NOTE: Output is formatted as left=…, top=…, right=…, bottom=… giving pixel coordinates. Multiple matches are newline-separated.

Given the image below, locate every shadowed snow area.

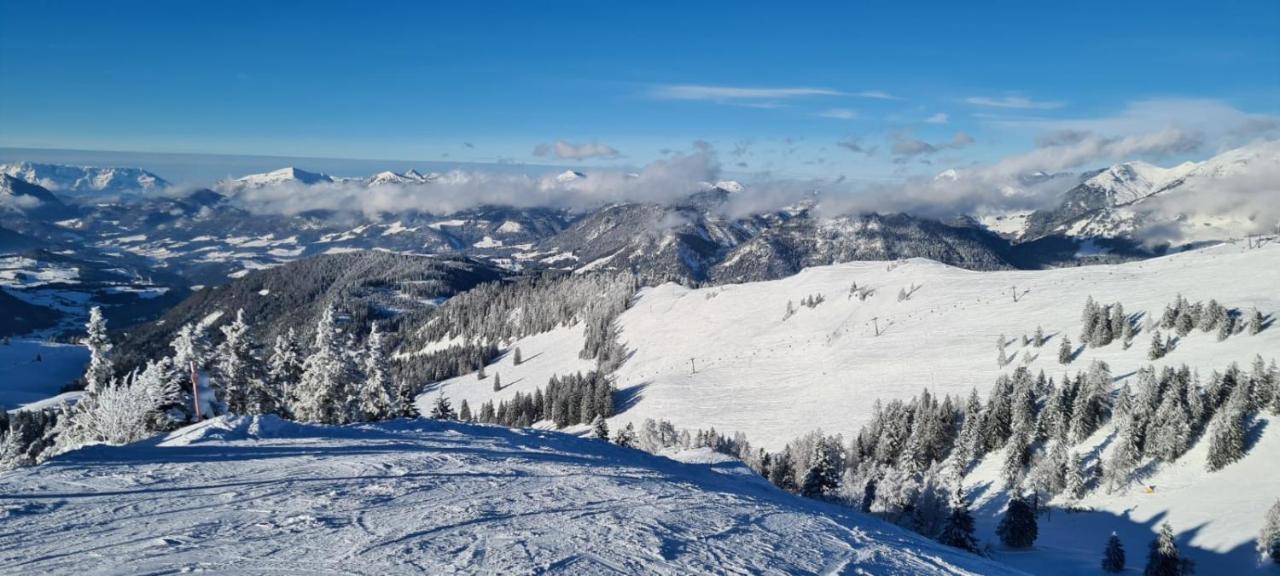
left=0, top=416, right=1018, bottom=575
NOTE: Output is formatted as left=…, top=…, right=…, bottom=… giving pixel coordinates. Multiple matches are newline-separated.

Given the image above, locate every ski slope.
left=967, top=414, right=1279, bottom=575
left=417, top=241, right=1280, bottom=573
left=427, top=241, right=1280, bottom=450
left=0, top=416, right=1017, bottom=575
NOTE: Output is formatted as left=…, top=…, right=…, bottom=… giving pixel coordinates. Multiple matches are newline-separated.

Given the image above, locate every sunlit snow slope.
left=0, top=416, right=1018, bottom=575
left=428, top=241, right=1280, bottom=449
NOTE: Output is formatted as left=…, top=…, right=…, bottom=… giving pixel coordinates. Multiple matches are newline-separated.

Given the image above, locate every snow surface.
left=966, top=414, right=1280, bottom=575
left=433, top=241, right=1280, bottom=451
left=0, top=340, right=87, bottom=410
left=420, top=241, right=1280, bottom=572
left=0, top=415, right=1017, bottom=575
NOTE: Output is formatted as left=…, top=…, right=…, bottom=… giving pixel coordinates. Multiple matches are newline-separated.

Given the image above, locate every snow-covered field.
left=0, top=416, right=1017, bottom=575
left=429, top=241, right=1280, bottom=449
left=0, top=340, right=86, bottom=410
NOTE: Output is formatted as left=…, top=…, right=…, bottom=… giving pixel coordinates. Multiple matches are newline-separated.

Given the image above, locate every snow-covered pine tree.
left=1205, top=390, right=1248, bottom=471
left=800, top=439, right=839, bottom=499
left=1144, top=522, right=1194, bottom=576
left=1216, top=305, right=1234, bottom=341
left=1249, top=307, right=1266, bottom=335
left=1260, top=499, right=1280, bottom=565
left=1081, top=296, right=1100, bottom=344
left=1034, top=325, right=1045, bottom=347
left=1109, top=303, right=1127, bottom=344
left=492, top=372, right=501, bottom=392
left=1070, top=361, right=1112, bottom=443
left=1001, top=429, right=1030, bottom=490
left=1150, top=393, right=1191, bottom=462
left=458, top=399, right=472, bottom=421
left=429, top=393, right=456, bottom=420
left=1065, top=451, right=1087, bottom=500
left=513, top=347, right=523, bottom=365
left=170, top=321, right=211, bottom=418
left=1199, top=300, right=1222, bottom=332
left=1103, top=410, right=1140, bottom=493
left=1175, top=304, right=1196, bottom=337
left=266, top=329, right=302, bottom=413
left=1059, top=335, right=1074, bottom=365
left=996, top=494, right=1038, bottom=549
left=83, top=306, right=113, bottom=395
left=591, top=415, right=609, bottom=440
left=358, top=322, right=395, bottom=420
left=213, top=309, right=257, bottom=415
left=293, top=306, right=353, bottom=424
left=1148, top=330, right=1166, bottom=360
left=768, top=451, right=796, bottom=492
left=613, top=422, right=636, bottom=448
left=937, top=484, right=979, bottom=553
left=1102, top=532, right=1126, bottom=573
left=955, top=388, right=984, bottom=465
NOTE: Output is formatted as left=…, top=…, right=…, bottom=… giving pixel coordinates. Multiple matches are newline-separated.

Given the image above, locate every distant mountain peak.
left=555, top=170, right=586, bottom=183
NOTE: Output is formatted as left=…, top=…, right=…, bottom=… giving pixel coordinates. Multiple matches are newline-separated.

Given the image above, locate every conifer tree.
left=613, top=422, right=636, bottom=448
left=513, top=347, right=523, bottom=365
left=996, top=494, right=1038, bottom=549
left=213, top=309, right=257, bottom=414
left=938, top=485, right=979, bottom=553
left=591, top=415, right=609, bottom=440
left=1205, top=392, right=1248, bottom=471
left=429, top=393, right=456, bottom=420
left=83, top=307, right=113, bottom=395
left=1034, top=325, right=1045, bottom=347
left=358, top=322, right=394, bottom=420
left=1065, top=451, right=1087, bottom=500
left=1104, top=415, right=1140, bottom=493
left=1144, top=522, right=1194, bottom=576
left=1249, top=307, right=1265, bottom=336
left=1148, top=330, right=1167, bottom=360
left=1001, top=429, right=1030, bottom=490
left=1070, top=361, right=1112, bottom=443
left=800, top=440, right=838, bottom=498
left=1259, top=499, right=1280, bottom=565
left=458, top=399, right=472, bottom=421
left=1059, top=335, right=1074, bottom=365
left=956, top=388, right=984, bottom=462
left=769, top=452, right=797, bottom=492
left=267, top=328, right=302, bottom=414
left=1102, top=532, right=1126, bottom=573
left=294, top=306, right=351, bottom=424
left=492, top=372, right=501, bottom=392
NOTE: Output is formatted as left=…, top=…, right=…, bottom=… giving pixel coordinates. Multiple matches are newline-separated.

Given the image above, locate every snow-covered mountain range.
left=0, top=162, right=167, bottom=197
left=1021, top=140, right=1280, bottom=243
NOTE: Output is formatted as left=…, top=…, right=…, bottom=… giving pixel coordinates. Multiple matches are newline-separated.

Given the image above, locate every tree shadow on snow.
left=612, top=382, right=649, bottom=415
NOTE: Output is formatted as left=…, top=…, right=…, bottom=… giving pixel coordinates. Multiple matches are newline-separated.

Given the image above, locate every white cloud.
left=836, top=137, right=875, bottom=155
left=648, top=84, right=844, bottom=103
left=223, top=150, right=718, bottom=217
left=855, top=90, right=899, bottom=100
left=819, top=108, right=857, bottom=120
left=890, top=131, right=975, bottom=159
left=532, top=140, right=621, bottom=161
left=925, top=113, right=948, bottom=124
left=966, top=95, right=1066, bottom=110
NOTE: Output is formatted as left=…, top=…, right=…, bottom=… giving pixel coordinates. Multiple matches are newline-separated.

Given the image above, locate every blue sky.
left=1, top=0, right=1277, bottom=181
